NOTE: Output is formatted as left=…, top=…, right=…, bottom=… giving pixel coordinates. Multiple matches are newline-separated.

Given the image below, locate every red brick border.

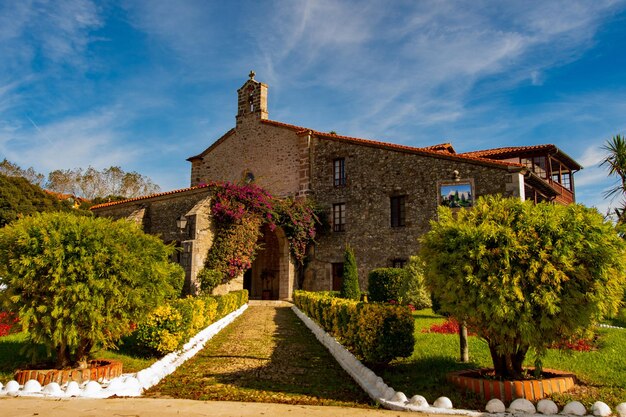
left=14, top=359, right=123, bottom=385
left=447, top=368, right=576, bottom=402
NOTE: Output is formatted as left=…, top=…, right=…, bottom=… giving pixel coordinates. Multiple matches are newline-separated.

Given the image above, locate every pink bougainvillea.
left=201, top=182, right=320, bottom=284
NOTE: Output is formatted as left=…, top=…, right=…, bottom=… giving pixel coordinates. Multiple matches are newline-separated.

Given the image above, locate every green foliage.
left=204, top=214, right=263, bottom=280
left=136, top=304, right=185, bottom=355
left=294, top=290, right=414, bottom=365
left=420, top=195, right=626, bottom=379
left=197, top=268, right=224, bottom=294
left=340, top=245, right=361, bottom=300
left=0, top=212, right=184, bottom=367
left=275, top=197, right=319, bottom=263
left=601, top=134, right=626, bottom=222
left=203, top=182, right=320, bottom=283
left=0, top=174, right=70, bottom=227
left=136, top=290, right=248, bottom=355
left=399, top=257, right=432, bottom=309
left=367, top=268, right=405, bottom=303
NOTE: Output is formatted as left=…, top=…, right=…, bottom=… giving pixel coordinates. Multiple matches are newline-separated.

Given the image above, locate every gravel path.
left=145, top=305, right=373, bottom=407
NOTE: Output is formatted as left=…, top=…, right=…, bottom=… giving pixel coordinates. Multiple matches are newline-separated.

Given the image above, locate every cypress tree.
left=340, top=244, right=361, bottom=300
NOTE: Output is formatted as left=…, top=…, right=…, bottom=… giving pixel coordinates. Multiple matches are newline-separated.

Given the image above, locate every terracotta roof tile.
left=461, top=145, right=557, bottom=158
left=90, top=184, right=211, bottom=210
left=422, top=143, right=457, bottom=153
left=461, top=145, right=582, bottom=170
left=261, top=119, right=522, bottom=170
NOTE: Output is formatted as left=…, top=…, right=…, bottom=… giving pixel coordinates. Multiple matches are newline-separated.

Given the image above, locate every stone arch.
left=244, top=224, right=295, bottom=300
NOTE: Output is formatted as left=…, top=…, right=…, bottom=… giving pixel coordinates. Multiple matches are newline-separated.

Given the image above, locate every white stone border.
left=292, top=305, right=626, bottom=417
left=0, top=304, right=248, bottom=399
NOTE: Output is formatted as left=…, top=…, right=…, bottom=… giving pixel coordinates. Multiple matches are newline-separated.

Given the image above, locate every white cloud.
left=0, top=106, right=138, bottom=174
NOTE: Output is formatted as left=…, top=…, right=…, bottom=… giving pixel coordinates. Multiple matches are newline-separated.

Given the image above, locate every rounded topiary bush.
left=368, top=268, right=406, bottom=303
left=0, top=212, right=184, bottom=368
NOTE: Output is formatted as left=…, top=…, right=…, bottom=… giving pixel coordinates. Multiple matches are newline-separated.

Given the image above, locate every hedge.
left=293, top=290, right=414, bottom=365
left=137, top=290, right=248, bottom=355
left=368, top=268, right=406, bottom=303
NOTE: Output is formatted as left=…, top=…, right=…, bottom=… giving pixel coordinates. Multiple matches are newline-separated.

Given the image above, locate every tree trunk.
left=459, top=322, right=469, bottom=362
left=76, top=338, right=93, bottom=369
left=488, top=342, right=528, bottom=379
left=56, top=342, right=72, bottom=369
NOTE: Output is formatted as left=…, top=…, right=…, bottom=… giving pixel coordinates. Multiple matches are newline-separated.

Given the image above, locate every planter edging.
left=14, top=359, right=123, bottom=385
left=447, top=368, right=576, bottom=402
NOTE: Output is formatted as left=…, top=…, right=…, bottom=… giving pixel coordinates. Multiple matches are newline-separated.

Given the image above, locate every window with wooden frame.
left=390, top=195, right=406, bottom=227
left=332, top=203, right=346, bottom=232
left=333, top=158, right=346, bottom=187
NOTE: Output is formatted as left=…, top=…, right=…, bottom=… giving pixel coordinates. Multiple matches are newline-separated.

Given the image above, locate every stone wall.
left=91, top=187, right=214, bottom=294
left=189, top=119, right=305, bottom=198
left=305, top=137, right=522, bottom=291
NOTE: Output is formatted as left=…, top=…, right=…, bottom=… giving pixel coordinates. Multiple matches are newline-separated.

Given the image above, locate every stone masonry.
left=92, top=73, right=578, bottom=300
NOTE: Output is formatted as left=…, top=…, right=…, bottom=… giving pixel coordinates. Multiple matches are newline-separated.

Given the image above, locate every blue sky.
left=1, top=0, right=626, bottom=214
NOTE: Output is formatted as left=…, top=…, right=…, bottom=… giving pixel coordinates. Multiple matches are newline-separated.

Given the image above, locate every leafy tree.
left=0, top=159, right=45, bottom=187
left=47, top=166, right=160, bottom=200
left=0, top=212, right=184, bottom=368
left=420, top=195, right=626, bottom=379
left=399, top=257, right=431, bottom=309
left=0, top=174, right=69, bottom=227
left=340, top=244, right=361, bottom=300
left=601, top=134, right=626, bottom=222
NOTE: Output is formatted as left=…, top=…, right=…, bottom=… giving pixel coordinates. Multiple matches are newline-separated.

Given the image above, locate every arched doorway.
left=244, top=224, right=295, bottom=300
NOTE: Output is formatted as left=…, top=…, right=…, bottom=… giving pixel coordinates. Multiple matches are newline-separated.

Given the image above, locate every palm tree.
left=601, top=134, right=626, bottom=222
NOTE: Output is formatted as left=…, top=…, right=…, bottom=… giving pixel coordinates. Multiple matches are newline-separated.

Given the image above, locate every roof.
left=90, top=184, right=211, bottom=210
left=461, top=145, right=582, bottom=170
left=271, top=120, right=524, bottom=170
left=422, top=143, right=456, bottom=154
left=187, top=128, right=235, bottom=161
left=186, top=119, right=524, bottom=171
left=44, top=190, right=88, bottom=203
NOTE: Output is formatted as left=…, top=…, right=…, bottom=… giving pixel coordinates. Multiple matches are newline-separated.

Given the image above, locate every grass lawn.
left=0, top=331, right=156, bottom=384
left=378, top=309, right=626, bottom=411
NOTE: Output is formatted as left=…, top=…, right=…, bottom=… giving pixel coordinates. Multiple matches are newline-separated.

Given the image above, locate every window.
left=392, top=259, right=406, bottom=268
left=390, top=196, right=406, bottom=227
left=562, top=172, right=572, bottom=190
left=333, top=158, right=346, bottom=186
left=532, top=156, right=548, bottom=179
left=333, top=203, right=346, bottom=232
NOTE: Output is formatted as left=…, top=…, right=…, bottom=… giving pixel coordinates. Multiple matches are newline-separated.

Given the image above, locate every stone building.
left=92, top=73, right=582, bottom=299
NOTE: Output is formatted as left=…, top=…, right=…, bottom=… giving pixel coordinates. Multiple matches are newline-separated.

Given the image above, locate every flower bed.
left=447, top=368, right=576, bottom=402
left=0, top=312, right=19, bottom=337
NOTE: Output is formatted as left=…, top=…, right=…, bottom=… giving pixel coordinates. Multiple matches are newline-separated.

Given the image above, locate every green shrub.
left=136, top=304, right=185, bottom=355
left=136, top=290, right=248, bottom=355
left=355, top=303, right=415, bottom=365
left=368, top=268, right=405, bottom=303
left=0, top=212, right=183, bottom=368
left=340, top=245, right=361, bottom=300
left=294, top=290, right=414, bottom=365
left=399, top=257, right=431, bottom=309
left=198, top=268, right=224, bottom=294
left=202, top=296, right=219, bottom=326
left=421, top=195, right=626, bottom=379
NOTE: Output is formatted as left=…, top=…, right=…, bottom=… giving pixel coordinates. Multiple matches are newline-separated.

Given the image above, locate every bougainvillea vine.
left=200, top=181, right=319, bottom=288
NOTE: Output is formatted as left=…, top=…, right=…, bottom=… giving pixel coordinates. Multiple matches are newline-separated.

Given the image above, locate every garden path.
left=144, top=303, right=373, bottom=407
